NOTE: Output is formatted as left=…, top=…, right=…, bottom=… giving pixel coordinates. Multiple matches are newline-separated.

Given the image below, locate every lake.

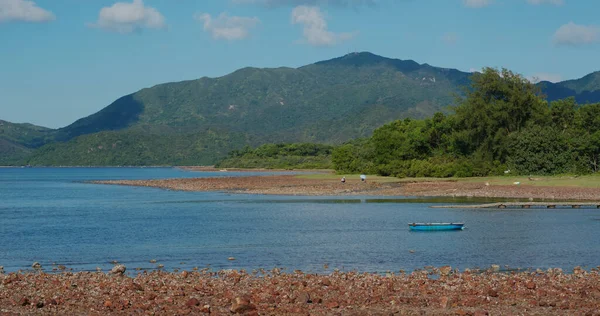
left=1, top=167, right=598, bottom=274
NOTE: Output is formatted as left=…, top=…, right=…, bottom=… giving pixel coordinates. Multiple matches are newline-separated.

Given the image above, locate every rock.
left=36, top=301, right=44, bottom=308
left=230, top=296, right=256, bottom=314
left=297, top=291, right=311, bottom=303
left=104, top=300, right=112, bottom=308
left=44, top=298, right=57, bottom=306
left=474, top=311, right=489, bottom=316
left=320, top=278, right=331, bottom=286
left=20, top=297, right=30, bottom=306
left=439, top=296, right=449, bottom=308
left=157, top=264, right=164, bottom=269
left=185, top=298, right=200, bottom=307
left=490, top=264, right=500, bottom=272
left=526, top=281, right=536, bottom=289
left=440, top=266, right=452, bottom=276
left=0, top=266, right=4, bottom=274
left=228, top=257, right=236, bottom=261
left=32, top=262, right=42, bottom=269
left=487, top=289, right=499, bottom=297
left=200, top=304, right=211, bottom=313
left=574, top=266, right=584, bottom=275
left=150, top=259, right=157, bottom=263
left=325, top=301, right=340, bottom=309
left=111, top=264, right=126, bottom=275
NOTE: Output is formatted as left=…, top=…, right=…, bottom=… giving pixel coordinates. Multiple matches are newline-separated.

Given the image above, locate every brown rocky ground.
left=1, top=267, right=599, bottom=315
left=93, top=175, right=600, bottom=200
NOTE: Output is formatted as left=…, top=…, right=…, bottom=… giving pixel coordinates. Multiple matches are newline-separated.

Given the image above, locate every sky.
left=1, top=0, right=599, bottom=128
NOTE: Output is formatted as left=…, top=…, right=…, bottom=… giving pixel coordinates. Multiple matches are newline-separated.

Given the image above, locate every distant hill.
left=538, top=71, right=600, bottom=104
left=23, top=52, right=474, bottom=166
left=0, top=120, right=53, bottom=165
left=3, top=52, right=600, bottom=166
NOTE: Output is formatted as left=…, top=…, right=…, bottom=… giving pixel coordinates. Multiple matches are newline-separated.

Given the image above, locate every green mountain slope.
left=539, top=71, right=600, bottom=104
left=0, top=120, right=54, bottom=165
left=11, top=52, right=600, bottom=166
left=27, top=52, right=473, bottom=165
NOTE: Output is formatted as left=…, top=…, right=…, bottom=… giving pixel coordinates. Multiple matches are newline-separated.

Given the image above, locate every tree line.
left=332, top=68, right=600, bottom=177
left=217, top=68, right=600, bottom=176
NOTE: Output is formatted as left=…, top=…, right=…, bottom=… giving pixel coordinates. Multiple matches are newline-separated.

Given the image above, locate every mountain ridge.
left=2, top=52, right=600, bottom=165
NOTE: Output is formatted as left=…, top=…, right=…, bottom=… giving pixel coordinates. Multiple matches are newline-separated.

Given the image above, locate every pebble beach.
left=2, top=266, right=600, bottom=315
left=93, top=174, right=600, bottom=200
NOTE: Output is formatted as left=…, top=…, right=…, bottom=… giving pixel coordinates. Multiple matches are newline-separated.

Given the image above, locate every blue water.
left=1, top=167, right=599, bottom=274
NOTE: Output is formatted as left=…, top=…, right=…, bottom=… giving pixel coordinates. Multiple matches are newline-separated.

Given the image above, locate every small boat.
left=408, top=222, right=464, bottom=231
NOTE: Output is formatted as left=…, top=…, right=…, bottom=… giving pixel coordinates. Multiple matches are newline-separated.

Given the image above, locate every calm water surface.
left=1, top=167, right=599, bottom=274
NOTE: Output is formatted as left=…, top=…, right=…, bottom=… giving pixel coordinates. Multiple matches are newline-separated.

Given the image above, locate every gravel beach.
left=93, top=175, right=600, bottom=200
left=2, top=267, right=599, bottom=315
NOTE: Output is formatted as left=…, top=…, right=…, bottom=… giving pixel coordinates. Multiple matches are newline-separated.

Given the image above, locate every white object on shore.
left=513, top=181, right=520, bottom=185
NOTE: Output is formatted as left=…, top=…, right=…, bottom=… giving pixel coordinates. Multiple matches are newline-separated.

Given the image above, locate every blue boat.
left=408, top=222, right=464, bottom=231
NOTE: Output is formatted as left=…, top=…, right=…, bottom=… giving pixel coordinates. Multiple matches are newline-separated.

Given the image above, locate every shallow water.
left=1, top=167, right=599, bottom=273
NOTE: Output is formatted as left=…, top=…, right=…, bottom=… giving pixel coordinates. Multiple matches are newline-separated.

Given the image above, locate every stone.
left=111, top=264, right=126, bottom=275
left=487, top=289, right=499, bottom=297
left=185, top=298, right=200, bottom=307
left=36, top=301, right=44, bottom=308
left=439, top=296, right=449, bottom=308
left=44, top=298, right=57, bottom=306
left=490, top=264, right=500, bottom=272
left=297, top=291, right=311, bottom=303
left=526, top=281, right=536, bottom=290
left=230, top=296, right=256, bottom=314
left=150, top=259, right=157, bottom=263
left=474, top=311, right=489, bottom=316
left=228, top=257, right=236, bottom=261
left=326, top=301, right=340, bottom=309
left=200, top=304, right=211, bottom=313
left=20, top=297, right=29, bottom=306
left=0, top=266, right=4, bottom=273
left=32, top=262, right=42, bottom=269
left=440, top=266, right=452, bottom=276
left=320, top=278, right=331, bottom=286
left=104, top=300, right=112, bottom=308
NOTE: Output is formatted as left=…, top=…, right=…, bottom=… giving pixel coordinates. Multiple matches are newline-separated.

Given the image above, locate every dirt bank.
left=93, top=175, right=600, bottom=200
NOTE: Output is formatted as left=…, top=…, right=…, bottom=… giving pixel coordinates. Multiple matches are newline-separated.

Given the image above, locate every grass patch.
left=297, top=173, right=600, bottom=188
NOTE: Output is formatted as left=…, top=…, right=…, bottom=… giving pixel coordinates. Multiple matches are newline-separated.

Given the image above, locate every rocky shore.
left=93, top=175, right=600, bottom=200
left=1, top=266, right=599, bottom=315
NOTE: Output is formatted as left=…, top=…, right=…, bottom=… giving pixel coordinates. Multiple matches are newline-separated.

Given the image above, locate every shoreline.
left=92, top=174, right=600, bottom=200
left=1, top=267, right=598, bottom=315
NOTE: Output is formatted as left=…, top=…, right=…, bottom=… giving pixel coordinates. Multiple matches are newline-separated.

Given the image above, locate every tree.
left=453, top=68, right=547, bottom=160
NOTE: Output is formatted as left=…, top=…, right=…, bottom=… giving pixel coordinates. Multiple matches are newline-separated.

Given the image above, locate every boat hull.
left=408, top=223, right=464, bottom=231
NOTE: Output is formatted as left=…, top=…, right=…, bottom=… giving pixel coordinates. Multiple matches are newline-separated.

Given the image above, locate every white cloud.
left=442, top=32, right=459, bottom=45
left=90, top=0, right=166, bottom=33
left=528, top=73, right=562, bottom=83
left=553, top=22, right=600, bottom=46
left=291, top=5, right=354, bottom=46
left=0, top=0, right=55, bottom=23
left=194, top=12, right=260, bottom=40
left=526, top=0, right=564, bottom=5
left=462, top=0, right=492, bottom=8
left=233, top=0, right=377, bottom=7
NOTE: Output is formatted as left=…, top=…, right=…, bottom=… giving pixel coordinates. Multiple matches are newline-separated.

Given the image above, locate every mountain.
left=0, top=120, right=54, bottom=165
left=5, top=52, right=600, bottom=166
left=538, top=71, right=600, bottom=104
left=24, top=52, right=474, bottom=166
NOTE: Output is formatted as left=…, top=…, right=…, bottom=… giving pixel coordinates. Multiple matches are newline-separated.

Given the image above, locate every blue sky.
left=1, top=0, right=599, bottom=128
